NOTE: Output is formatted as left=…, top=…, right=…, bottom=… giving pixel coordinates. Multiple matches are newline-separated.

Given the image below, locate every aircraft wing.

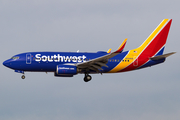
left=76, top=39, right=127, bottom=73
left=76, top=52, right=119, bottom=73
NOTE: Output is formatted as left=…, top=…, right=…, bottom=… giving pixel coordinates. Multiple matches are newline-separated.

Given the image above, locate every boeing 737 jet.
left=3, top=19, right=175, bottom=82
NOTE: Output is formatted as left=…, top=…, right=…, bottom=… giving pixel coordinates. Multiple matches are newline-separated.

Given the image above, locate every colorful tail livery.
left=3, top=19, right=175, bottom=82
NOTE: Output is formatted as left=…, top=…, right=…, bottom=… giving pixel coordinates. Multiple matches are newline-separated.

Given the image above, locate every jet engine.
left=55, top=64, right=77, bottom=77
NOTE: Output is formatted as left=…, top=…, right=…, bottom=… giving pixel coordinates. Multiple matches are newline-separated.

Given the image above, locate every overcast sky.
left=0, top=0, right=180, bottom=120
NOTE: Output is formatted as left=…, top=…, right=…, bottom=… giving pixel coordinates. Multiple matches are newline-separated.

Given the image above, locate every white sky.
left=0, top=0, right=179, bottom=120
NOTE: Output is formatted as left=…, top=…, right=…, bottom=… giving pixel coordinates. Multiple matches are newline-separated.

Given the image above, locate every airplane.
left=3, top=19, right=175, bottom=82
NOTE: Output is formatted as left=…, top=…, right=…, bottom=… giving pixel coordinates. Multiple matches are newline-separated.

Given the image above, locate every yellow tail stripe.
left=108, top=19, right=170, bottom=73
left=138, top=19, right=169, bottom=51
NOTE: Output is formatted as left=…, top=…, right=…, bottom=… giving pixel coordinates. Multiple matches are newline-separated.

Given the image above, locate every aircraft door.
left=26, top=54, right=31, bottom=64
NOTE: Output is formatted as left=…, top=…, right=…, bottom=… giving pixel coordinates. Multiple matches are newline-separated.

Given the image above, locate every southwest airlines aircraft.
left=3, top=19, right=175, bottom=82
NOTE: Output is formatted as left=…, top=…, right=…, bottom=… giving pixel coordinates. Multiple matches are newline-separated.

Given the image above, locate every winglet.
left=107, top=49, right=112, bottom=53
left=114, top=38, right=127, bottom=53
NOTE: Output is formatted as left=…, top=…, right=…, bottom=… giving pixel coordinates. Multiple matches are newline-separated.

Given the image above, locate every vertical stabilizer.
left=137, top=19, right=172, bottom=56
left=109, top=19, right=173, bottom=73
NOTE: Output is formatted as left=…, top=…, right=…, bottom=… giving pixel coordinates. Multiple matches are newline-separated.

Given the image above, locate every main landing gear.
left=84, top=73, right=92, bottom=82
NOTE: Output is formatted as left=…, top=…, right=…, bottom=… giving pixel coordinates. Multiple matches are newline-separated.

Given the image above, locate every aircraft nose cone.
left=3, top=60, right=7, bottom=66
left=3, top=60, right=11, bottom=68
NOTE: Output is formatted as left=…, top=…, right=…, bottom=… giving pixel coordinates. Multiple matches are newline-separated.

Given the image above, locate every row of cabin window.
left=33, top=58, right=130, bottom=62
left=109, top=59, right=129, bottom=62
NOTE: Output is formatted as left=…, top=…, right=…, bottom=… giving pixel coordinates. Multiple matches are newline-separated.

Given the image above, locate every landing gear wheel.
left=21, top=75, right=25, bottom=79
left=84, top=74, right=92, bottom=82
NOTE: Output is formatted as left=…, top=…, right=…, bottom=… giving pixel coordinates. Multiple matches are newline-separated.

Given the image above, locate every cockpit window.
left=11, top=56, right=19, bottom=60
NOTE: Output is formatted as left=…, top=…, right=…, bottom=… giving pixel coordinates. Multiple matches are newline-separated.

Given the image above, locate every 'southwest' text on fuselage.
left=35, top=54, right=87, bottom=63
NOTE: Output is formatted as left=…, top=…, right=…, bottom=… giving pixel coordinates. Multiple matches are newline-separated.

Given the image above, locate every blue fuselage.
left=3, top=51, right=129, bottom=73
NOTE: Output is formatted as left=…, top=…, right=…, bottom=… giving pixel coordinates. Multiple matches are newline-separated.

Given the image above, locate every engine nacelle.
left=54, top=72, right=74, bottom=77
left=56, top=64, right=77, bottom=75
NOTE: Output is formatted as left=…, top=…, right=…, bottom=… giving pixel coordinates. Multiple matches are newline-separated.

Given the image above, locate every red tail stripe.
left=119, top=20, right=172, bottom=72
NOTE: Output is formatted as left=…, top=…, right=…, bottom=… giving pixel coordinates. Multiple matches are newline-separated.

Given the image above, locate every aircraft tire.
left=21, top=75, right=25, bottom=79
left=84, top=74, right=92, bottom=82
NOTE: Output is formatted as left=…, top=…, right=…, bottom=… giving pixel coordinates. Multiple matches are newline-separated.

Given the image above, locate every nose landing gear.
left=84, top=73, right=92, bottom=82
left=21, top=75, right=25, bottom=79
left=14, top=70, right=25, bottom=79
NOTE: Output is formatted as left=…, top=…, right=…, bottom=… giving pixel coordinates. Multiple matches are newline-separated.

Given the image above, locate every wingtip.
left=114, top=38, right=127, bottom=53
left=107, top=49, right=112, bottom=53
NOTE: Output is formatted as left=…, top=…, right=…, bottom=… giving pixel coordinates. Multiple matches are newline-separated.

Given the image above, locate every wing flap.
left=95, top=61, right=108, bottom=68
left=89, top=66, right=100, bottom=73
left=91, top=64, right=103, bottom=70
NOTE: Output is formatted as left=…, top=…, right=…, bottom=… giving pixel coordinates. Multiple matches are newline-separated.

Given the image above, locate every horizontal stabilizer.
left=150, top=52, right=176, bottom=60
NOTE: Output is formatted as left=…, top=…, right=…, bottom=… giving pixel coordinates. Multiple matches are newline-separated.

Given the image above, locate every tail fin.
left=109, top=19, right=173, bottom=73
left=137, top=19, right=172, bottom=57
